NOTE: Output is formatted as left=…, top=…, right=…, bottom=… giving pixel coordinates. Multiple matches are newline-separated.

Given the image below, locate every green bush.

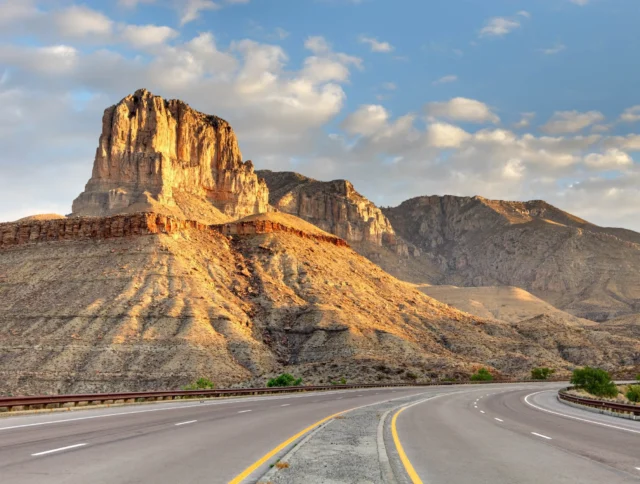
left=267, top=373, right=302, bottom=388
left=636, top=374, right=640, bottom=381
left=570, top=367, right=618, bottom=398
left=626, top=385, right=640, bottom=403
left=531, top=367, right=555, bottom=380
left=183, top=377, right=215, bottom=391
left=470, top=368, right=493, bottom=381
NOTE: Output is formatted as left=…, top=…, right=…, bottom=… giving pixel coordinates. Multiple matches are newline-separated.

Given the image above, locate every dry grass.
left=275, top=462, right=290, bottom=470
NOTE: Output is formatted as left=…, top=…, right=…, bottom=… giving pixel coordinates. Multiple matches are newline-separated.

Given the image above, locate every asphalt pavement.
left=393, top=385, right=640, bottom=483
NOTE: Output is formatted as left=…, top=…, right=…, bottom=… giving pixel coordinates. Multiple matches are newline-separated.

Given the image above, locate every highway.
left=0, top=386, right=432, bottom=484
left=1, top=383, right=638, bottom=483
left=393, top=386, right=640, bottom=483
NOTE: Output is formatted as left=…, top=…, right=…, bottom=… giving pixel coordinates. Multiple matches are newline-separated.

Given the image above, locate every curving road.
left=392, top=385, right=640, bottom=483
left=1, top=383, right=638, bottom=483
left=0, top=386, right=433, bottom=484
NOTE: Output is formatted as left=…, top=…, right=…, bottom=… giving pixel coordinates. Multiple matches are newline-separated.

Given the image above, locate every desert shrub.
left=405, top=372, right=418, bottom=380
left=183, top=377, right=215, bottom=391
left=470, top=368, right=493, bottom=381
left=267, top=373, right=302, bottom=387
left=626, top=385, right=640, bottom=403
left=571, top=367, right=618, bottom=398
left=531, top=367, right=555, bottom=380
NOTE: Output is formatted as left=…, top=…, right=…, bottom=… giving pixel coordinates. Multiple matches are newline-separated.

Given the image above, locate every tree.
left=531, top=367, right=555, bottom=380
left=267, top=373, right=303, bottom=387
left=570, top=367, right=618, bottom=398
left=470, top=368, right=493, bottom=381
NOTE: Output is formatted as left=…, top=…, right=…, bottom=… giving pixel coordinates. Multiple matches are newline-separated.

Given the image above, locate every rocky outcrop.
left=383, top=195, right=640, bottom=321
left=72, top=89, right=269, bottom=223
left=0, top=213, right=348, bottom=249
left=257, top=170, right=415, bottom=255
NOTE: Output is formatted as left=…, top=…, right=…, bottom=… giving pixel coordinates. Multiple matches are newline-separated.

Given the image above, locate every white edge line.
left=280, top=404, right=290, bottom=407
left=531, top=432, right=552, bottom=440
left=32, top=443, right=87, bottom=456
left=238, top=410, right=252, bottom=414
left=524, top=391, right=640, bottom=435
left=175, top=420, right=197, bottom=426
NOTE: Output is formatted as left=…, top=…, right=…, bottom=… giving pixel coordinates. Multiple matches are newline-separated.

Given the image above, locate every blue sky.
left=1, top=0, right=640, bottom=229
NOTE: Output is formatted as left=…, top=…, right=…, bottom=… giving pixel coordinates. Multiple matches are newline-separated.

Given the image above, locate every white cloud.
left=118, top=0, right=157, bottom=7
left=541, top=43, right=566, bottom=55
left=342, top=105, right=390, bottom=136
left=517, top=11, right=531, bottom=18
left=54, top=5, right=113, bottom=38
left=432, top=75, right=458, bottom=85
left=120, top=25, right=179, bottom=48
left=585, top=149, right=632, bottom=170
left=514, top=112, right=535, bottom=129
left=426, top=122, right=470, bottom=148
left=426, top=97, right=500, bottom=124
left=569, top=0, right=589, bottom=5
left=359, top=36, right=394, bottom=53
left=620, top=105, right=640, bottom=123
left=179, top=0, right=220, bottom=26
left=382, top=82, right=397, bottom=91
left=541, top=110, right=605, bottom=134
left=479, top=17, right=521, bottom=37
left=305, top=36, right=331, bottom=55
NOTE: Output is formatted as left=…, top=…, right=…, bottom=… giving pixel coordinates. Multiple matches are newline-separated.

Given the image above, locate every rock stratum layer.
left=1, top=211, right=638, bottom=394
left=383, top=195, right=640, bottom=321
left=72, top=89, right=268, bottom=223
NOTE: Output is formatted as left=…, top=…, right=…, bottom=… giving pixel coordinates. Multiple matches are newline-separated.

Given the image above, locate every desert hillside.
left=2, top=212, right=639, bottom=394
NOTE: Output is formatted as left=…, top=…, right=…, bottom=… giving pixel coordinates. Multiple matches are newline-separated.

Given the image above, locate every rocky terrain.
left=257, top=170, right=417, bottom=257
left=72, top=89, right=268, bottom=223
left=2, top=89, right=640, bottom=394
left=3, top=212, right=639, bottom=394
left=383, top=196, right=640, bottom=321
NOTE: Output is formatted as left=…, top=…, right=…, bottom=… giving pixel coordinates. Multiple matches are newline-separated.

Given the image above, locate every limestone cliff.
left=72, top=89, right=269, bottom=223
left=383, top=195, right=640, bottom=321
left=257, top=170, right=415, bottom=256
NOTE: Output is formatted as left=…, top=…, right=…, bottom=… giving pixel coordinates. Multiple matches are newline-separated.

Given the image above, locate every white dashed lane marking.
left=494, top=418, right=503, bottom=422
left=175, top=420, right=197, bottom=426
left=32, top=443, right=87, bottom=457
left=531, top=432, right=552, bottom=440
left=238, top=410, right=252, bottom=414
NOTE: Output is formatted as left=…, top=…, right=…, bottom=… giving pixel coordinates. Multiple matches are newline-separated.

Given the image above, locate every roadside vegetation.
left=570, top=367, right=618, bottom=398
left=182, top=377, right=215, bottom=391
left=531, top=367, right=555, bottom=380
left=267, top=373, right=302, bottom=387
left=470, top=368, right=493, bottom=381
left=626, top=385, right=640, bottom=403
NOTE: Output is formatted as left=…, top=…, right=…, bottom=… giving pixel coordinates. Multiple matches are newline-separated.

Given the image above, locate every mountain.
left=383, top=196, right=640, bottom=321
left=1, top=90, right=639, bottom=394
left=72, top=89, right=269, bottom=224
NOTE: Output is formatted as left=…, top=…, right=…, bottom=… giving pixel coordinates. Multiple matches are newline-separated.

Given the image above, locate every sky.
left=1, top=0, right=640, bottom=230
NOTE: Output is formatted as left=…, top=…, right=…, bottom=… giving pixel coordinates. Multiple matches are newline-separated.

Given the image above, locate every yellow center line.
left=227, top=407, right=353, bottom=484
left=391, top=405, right=424, bottom=484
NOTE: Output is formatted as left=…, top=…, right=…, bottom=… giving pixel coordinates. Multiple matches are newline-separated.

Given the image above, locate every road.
left=0, top=386, right=435, bottom=484
left=1, top=383, right=638, bottom=483
left=393, top=385, right=640, bottom=483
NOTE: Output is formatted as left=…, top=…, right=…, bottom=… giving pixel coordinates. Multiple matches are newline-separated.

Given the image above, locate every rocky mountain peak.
left=72, top=89, right=269, bottom=223
left=257, top=170, right=399, bottom=247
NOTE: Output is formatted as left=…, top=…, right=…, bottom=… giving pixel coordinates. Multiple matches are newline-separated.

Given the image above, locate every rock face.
left=257, top=170, right=414, bottom=255
left=72, top=89, right=269, bottom=223
left=383, top=195, right=640, bottom=321
left=2, top=210, right=638, bottom=394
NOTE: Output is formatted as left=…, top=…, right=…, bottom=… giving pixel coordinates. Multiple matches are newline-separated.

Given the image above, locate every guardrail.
left=0, top=378, right=568, bottom=412
left=558, top=389, right=640, bottom=418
